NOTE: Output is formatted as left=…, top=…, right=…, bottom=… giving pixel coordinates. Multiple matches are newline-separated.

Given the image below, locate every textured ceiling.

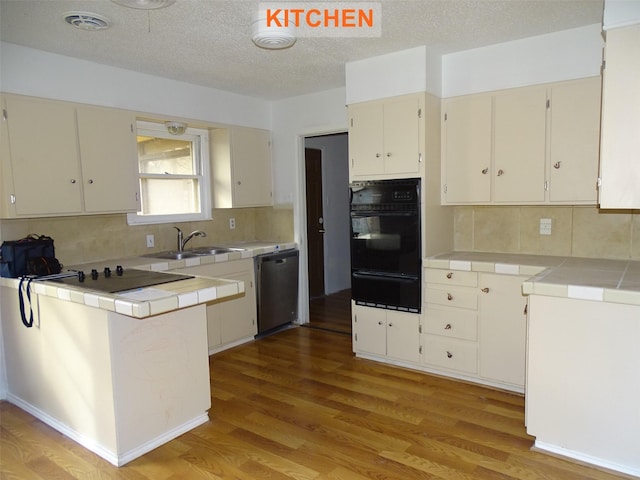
left=0, top=0, right=604, bottom=100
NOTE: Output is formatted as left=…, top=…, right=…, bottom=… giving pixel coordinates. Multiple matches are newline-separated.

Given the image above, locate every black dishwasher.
left=255, top=249, right=299, bottom=335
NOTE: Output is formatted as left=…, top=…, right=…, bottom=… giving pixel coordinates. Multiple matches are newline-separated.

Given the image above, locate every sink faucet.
left=173, top=227, right=207, bottom=252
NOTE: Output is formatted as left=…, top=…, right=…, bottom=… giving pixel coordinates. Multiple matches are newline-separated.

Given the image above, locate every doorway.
left=303, top=133, right=351, bottom=333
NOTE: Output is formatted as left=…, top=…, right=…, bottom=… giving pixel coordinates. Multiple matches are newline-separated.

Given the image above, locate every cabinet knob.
left=388, top=322, right=393, bottom=327
left=447, top=293, right=453, bottom=301
left=237, top=181, right=242, bottom=185
left=481, top=287, right=490, bottom=293
left=444, top=323, right=452, bottom=330
left=70, top=179, right=77, bottom=184
left=386, top=152, right=391, bottom=157
left=554, top=161, right=561, bottom=169
left=87, top=179, right=94, bottom=184
left=482, top=168, right=489, bottom=175
left=446, top=351, right=453, bottom=359
left=497, top=169, right=504, bottom=176
left=375, top=153, right=381, bottom=158
left=378, top=321, right=383, bottom=325
left=446, top=272, right=453, bottom=279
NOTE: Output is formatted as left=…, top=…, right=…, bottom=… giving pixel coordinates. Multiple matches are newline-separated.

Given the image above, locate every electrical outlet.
left=229, top=218, right=236, bottom=230
left=539, top=218, right=552, bottom=236
left=146, top=234, right=155, bottom=248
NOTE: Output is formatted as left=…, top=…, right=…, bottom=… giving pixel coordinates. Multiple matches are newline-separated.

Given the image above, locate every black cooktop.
left=52, top=267, right=193, bottom=294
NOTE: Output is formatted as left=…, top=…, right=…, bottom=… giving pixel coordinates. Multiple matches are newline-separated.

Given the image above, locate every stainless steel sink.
left=143, top=246, right=245, bottom=260
left=189, top=246, right=245, bottom=255
left=143, top=251, right=199, bottom=260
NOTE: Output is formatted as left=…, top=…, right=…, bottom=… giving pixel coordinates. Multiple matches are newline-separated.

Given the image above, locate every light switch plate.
left=146, top=234, right=155, bottom=248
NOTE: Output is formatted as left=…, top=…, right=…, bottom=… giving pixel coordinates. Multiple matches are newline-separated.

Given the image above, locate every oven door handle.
left=352, top=271, right=419, bottom=283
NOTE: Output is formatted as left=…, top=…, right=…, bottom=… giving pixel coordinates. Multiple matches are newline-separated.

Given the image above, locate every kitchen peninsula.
left=0, top=242, right=294, bottom=467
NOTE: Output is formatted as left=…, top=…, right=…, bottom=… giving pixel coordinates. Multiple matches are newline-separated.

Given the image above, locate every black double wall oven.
left=350, top=178, right=421, bottom=313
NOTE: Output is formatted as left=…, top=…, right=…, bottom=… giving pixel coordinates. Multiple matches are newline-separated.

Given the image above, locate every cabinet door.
left=349, top=102, right=384, bottom=177
left=599, top=24, right=640, bottom=209
left=231, top=127, right=273, bottom=207
left=352, top=303, right=386, bottom=356
left=220, top=269, right=257, bottom=344
left=493, top=87, right=547, bottom=203
left=478, top=274, right=527, bottom=387
left=442, top=95, right=492, bottom=203
left=548, top=77, right=601, bottom=203
left=383, top=96, right=421, bottom=175
left=77, top=106, right=140, bottom=213
left=385, top=310, right=421, bottom=363
left=5, top=95, right=82, bottom=215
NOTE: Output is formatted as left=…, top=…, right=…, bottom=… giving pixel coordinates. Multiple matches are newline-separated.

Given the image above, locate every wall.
left=0, top=208, right=293, bottom=267
left=271, top=87, right=349, bottom=321
left=304, top=133, right=351, bottom=294
left=455, top=206, right=640, bottom=259
left=442, top=23, right=603, bottom=97
left=0, top=42, right=270, bottom=129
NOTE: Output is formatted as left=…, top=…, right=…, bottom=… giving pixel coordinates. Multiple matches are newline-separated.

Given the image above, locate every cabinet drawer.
left=423, top=336, right=478, bottom=374
left=425, top=268, right=477, bottom=287
left=425, top=286, right=477, bottom=309
left=424, top=306, right=477, bottom=341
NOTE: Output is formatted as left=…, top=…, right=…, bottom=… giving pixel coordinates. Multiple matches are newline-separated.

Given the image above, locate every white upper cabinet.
left=493, top=86, right=547, bottom=203
left=211, top=127, right=273, bottom=208
left=76, top=105, right=139, bottom=213
left=442, top=78, right=601, bottom=206
left=549, top=77, right=601, bottom=203
left=599, top=24, right=640, bottom=209
left=349, top=93, right=423, bottom=180
left=1, top=94, right=139, bottom=218
left=441, top=95, right=492, bottom=203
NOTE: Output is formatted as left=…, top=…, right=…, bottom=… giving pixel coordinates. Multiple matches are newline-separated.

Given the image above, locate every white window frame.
left=127, top=120, right=211, bottom=225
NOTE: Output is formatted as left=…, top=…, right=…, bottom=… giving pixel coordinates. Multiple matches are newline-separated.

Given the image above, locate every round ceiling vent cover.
left=63, top=12, right=111, bottom=31
left=251, top=16, right=296, bottom=50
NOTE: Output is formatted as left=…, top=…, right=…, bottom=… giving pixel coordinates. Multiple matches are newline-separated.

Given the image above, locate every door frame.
left=294, top=128, right=347, bottom=325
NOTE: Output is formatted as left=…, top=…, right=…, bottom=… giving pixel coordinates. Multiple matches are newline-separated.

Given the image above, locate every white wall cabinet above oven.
left=348, top=93, right=424, bottom=181
left=441, top=77, right=601, bottom=206
left=0, top=94, right=140, bottom=218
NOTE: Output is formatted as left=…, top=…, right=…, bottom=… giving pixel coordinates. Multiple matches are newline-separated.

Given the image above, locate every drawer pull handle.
left=447, top=293, right=453, bottom=301
left=444, top=324, right=452, bottom=330
left=446, top=351, right=453, bottom=359
left=481, top=287, right=490, bottom=293
left=446, top=272, right=453, bottom=279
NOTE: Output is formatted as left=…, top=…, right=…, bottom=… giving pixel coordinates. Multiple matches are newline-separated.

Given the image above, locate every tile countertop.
left=426, top=251, right=640, bottom=307
left=0, top=242, right=297, bottom=319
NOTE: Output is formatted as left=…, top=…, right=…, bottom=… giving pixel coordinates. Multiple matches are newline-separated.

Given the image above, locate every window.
left=127, top=121, right=211, bottom=225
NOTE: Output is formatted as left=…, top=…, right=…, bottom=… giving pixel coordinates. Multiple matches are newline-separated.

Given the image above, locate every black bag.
left=0, top=234, right=62, bottom=278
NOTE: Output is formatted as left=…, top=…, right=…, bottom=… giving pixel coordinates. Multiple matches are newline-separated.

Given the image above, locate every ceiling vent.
left=63, top=12, right=111, bottom=31
left=111, top=0, right=176, bottom=9
left=251, top=13, right=296, bottom=50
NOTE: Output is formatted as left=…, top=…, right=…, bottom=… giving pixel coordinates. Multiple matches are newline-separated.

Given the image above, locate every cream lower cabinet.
left=1, top=94, right=139, bottom=217
left=351, top=303, right=421, bottom=364
left=477, top=273, right=528, bottom=389
left=174, top=258, right=257, bottom=353
left=423, top=268, right=527, bottom=392
left=348, top=93, right=423, bottom=180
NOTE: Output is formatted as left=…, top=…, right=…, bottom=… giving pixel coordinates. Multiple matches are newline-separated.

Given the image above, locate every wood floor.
left=0, top=318, right=628, bottom=479
left=306, top=289, right=352, bottom=335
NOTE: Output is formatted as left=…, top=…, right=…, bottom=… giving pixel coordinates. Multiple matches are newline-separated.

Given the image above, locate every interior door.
left=305, top=148, right=325, bottom=299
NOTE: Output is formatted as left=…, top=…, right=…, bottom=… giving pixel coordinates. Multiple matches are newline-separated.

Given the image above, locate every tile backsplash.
left=0, top=206, right=293, bottom=266
left=454, top=205, right=640, bottom=260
